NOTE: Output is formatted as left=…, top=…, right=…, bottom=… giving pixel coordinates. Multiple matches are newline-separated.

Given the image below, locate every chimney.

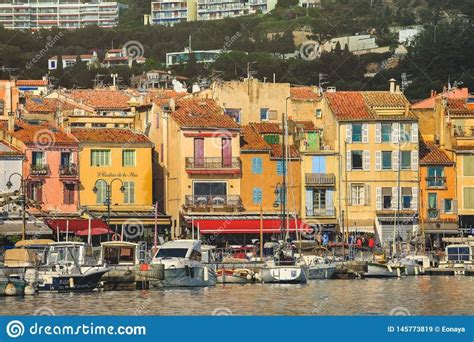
left=404, top=102, right=410, bottom=116
left=7, top=111, right=14, bottom=133
left=169, top=98, right=176, bottom=112
left=389, top=78, right=396, bottom=93
left=395, top=84, right=400, bottom=93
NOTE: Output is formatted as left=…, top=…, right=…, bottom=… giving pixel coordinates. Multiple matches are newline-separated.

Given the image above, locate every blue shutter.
left=276, top=160, right=285, bottom=175
left=252, top=157, right=263, bottom=174
left=312, top=156, right=326, bottom=173
left=253, top=188, right=262, bottom=204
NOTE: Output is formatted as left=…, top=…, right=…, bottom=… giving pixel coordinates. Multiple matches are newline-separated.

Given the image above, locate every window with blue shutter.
left=251, top=157, right=263, bottom=174
left=253, top=187, right=262, bottom=204
left=276, top=160, right=286, bottom=175
left=275, top=185, right=285, bottom=205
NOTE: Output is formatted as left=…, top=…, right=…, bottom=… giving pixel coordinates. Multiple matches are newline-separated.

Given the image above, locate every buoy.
left=25, top=285, right=36, bottom=296
left=5, top=283, right=17, bottom=296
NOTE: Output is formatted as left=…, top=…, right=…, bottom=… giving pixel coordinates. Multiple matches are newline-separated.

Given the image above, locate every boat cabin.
left=99, top=242, right=140, bottom=266
left=152, top=240, right=202, bottom=261
left=3, top=240, right=54, bottom=268
left=47, top=242, right=96, bottom=267
left=440, top=237, right=474, bottom=268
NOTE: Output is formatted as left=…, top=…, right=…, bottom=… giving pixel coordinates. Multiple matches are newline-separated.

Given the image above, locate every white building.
left=48, top=52, right=99, bottom=70
left=322, top=34, right=379, bottom=53
left=298, top=0, right=320, bottom=8
left=0, top=0, right=119, bottom=30
left=0, top=141, right=23, bottom=218
left=149, top=0, right=275, bottom=26
left=166, top=47, right=222, bottom=67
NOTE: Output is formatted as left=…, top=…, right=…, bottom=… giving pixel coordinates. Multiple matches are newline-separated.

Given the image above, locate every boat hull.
left=153, top=266, right=216, bottom=287
left=308, top=265, right=336, bottom=280
left=259, top=266, right=308, bottom=284
left=38, top=268, right=109, bottom=292
left=364, top=263, right=399, bottom=278
left=216, top=269, right=254, bottom=284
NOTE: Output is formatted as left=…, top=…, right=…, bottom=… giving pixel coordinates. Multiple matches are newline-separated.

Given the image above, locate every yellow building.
left=323, top=84, right=420, bottom=244
left=71, top=127, right=171, bottom=239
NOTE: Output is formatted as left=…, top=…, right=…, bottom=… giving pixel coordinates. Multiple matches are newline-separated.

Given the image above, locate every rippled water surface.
left=2, top=277, right=474, bottom=316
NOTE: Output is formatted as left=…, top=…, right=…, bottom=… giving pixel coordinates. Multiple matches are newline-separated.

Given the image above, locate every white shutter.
left=411, top=122, right=419, bottom=143
left=411, top=150, right=419, bottom=171
left=441, top=198, right=446, bottom=214
left=364, top=184, right=371, bottom=206
left=376, top=187, right=382, bottom=210
left=452, top=200, right=458, bottom=214
left=375, top=151, right=382, bottom=171
left=392, top=150, right=399, bottom=171
left=346, top=150, right=352, bottom=171
left=346, top=124, right=352, bottom=144
left=392, top=187, right=399, bottom=210
left=363, top=150, right=370, bottom=171
left=412, top=187, right=418, bottom=210
left=392, top=122, right=400, bottom=144
left=362, top=123, right=369, bottom=143
left=375, top=123, right=382, bottom=143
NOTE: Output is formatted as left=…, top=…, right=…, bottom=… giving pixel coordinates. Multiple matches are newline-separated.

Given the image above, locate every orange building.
left=419, top=140, right=458, bottom=239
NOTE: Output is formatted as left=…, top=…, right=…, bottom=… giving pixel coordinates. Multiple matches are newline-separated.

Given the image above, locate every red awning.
left=75, top=227, right=113, bottom=236
left=46, top=219, right=109, bottom=233
left=192, top=219, right=312, bottom=234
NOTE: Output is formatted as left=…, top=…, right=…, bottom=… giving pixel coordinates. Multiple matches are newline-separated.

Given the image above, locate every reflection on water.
left=2, top=277, right=474, bottom=316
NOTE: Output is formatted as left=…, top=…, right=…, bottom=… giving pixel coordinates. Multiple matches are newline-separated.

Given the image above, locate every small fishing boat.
left=216, top=268, right=256, bottom=284
left=297, top=255, right=336, bottom=280
left=0, top=269, right=26, bottom=296
left=428, top=237, right=474, bottom=275
left=98, top=241, right=164, bottom=290
left=364, top=262, right=401, bottom=278
left=151, top=240, right=216, bottom=287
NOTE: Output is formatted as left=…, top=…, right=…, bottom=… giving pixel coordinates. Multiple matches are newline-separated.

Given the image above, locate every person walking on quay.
left=368, top=237, right=375, bottom=250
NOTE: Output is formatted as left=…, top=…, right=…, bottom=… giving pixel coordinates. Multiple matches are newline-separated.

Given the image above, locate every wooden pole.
left=87, top=217, right=92, bottom=245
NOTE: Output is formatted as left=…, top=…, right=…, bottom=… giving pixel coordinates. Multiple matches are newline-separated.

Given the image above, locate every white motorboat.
left=297, top=255, right=336, bottom=280
left=259, top=264, right=309, bottom=284
left=364, top=262, right=401, bottom=278
left=391, top=255, right=430, bottom=276
left=151, top=240, right=216, bottom=287
left=216, top=268, right=256, bottom=284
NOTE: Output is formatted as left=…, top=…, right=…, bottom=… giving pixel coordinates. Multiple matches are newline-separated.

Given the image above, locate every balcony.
left=306, top=207, right=336, bottom=218
left=185, top=157, right=241, bottom=175
left=183, top=195, right=243, bottom=212
left=426, top=177, right=446, bottom=189
left=427, top=208, right=440, bottom=220
left=59, top=164, right=79, bottom=179
left=30, top=164, right=50, bottom=177
left=305, top=173, right=336, bottom=187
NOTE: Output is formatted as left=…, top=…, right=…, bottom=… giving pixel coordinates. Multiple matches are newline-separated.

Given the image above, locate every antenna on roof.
left=318, top=73, right=329, bottom=91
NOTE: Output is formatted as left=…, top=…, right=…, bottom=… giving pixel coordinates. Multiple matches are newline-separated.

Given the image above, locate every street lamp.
left=273, top=182, right=284, bottom=241
left=93, top=178, right=125, bottom=232
left=6, top=173, right=27, bottom=241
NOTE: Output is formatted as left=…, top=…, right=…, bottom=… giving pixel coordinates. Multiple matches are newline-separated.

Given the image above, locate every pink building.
left=6, top=121, right=80, bottom=216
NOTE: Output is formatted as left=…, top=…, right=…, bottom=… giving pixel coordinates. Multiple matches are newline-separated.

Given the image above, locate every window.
left=92, top=123, right=107, bottom=128
left=32, top=151, right=45, bottom=167
left=351, top=151, right=363, bottom=170
left=91, top=150, right=111, bottom=167
left=315, top=109, right=322, bottom=118
left=427, top=166, right=445, bottom=187
left=400, top=123, right=411, bottom=142
left=124, top=181, right=135, bottom=204
left=122, top=150, right=136, bottom=167
left=401, top=151, right=411, bottom=170
left=444, top=199, right=453, bottom=213
left=251, top=157, right=263, bottom=174
left=252, top=188, right=262, bottom=204
left=260, top=108, right=269, bottom=121
left=381, top=123, right=391, bottom=142
left=382, top=151, right=392, bottom=170
left=224, top=108, right=241, bottom=123
left=61, top=152, right=71, bottom=167
left=269, top=110, right=278, bottom=120
left=63, top=184, right=75, bottom=205
left=50, top=60, right=56, bottom=69
left=27, top=182, right=42, bottom=203
left=194, top=182, right=227, bottom=197
left=382, top=187, right=392, bottom=209
left=351, top=184, right=365, bottom=206
left=264, top=134, right=280, bottom=145
left=464, top=188, right=474, bottom=209
left=428, top=193, right=438, bottom=209
left=352, top=123, right=362, bottom=142
left=276, top=160, right=286, bottom=175
left=463, top=156, right=474, bottom=176
left=95, top=180, right=107, bottom=205
left=402, top=187, right=412, bottom=209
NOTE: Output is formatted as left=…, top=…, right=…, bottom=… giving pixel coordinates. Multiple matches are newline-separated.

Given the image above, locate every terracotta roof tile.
left=290, top=87, right=320, bottom=101
left=419, top=140, right=453, bottom=165
left=12, top=121, right=78, bottom=145
left=71, top=128, right=152, bottom=145
left=448, top=98, right=474, bottom=117
left=171, top=98, right=239, bottom=129
left=241, top=125, right=271, bottom=151
left=294, top=120, right=318, bottom=132
left=148, top=90, right=186, bottom=106
left=362, top=92, right=409, bottom=108
left=0, top=141, right=23, bottom=156
left=25, top=96, right=78, bottom=114
left=67, top=90, right=132, bottom=110
left=270, top=144, right=300, bottom=159
left=250, top=122, right=281, bottom=134
left=16, top=80, right=48, bottom=87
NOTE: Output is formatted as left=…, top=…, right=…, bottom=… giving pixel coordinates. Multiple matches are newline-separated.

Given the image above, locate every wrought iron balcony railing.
left=59, top=164, right=78, bottom=178
left=184, top=195, right=243, bottom=211
left=185, top=157, right=240, bottom=170
left=30, top=164, right=50, bottom=176
left=305, top=173, right=336, bottom=186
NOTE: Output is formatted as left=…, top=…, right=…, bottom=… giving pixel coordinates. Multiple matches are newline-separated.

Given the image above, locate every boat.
left=297, top=255, right=336, bottom=280
left=259, top=242, right=308, bottom=284
left=37, top=242, right=110, bottom=292
left=427, top=237, right=474, bottom=275
left=97, top=241, right=164, bottom=290
left=216, top=268, right=256, bottom=284
left=0, top=269, right=26, bottom=296
left=151, top=240, right=216, bottom=287
left=391, top=255, right=430, bottom=276
left=364, top=262, right=401, bottom=278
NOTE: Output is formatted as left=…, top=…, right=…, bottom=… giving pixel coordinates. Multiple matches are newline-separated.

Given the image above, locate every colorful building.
left=322, top=85, right=420, bottom=244
left=419, top=140, right=458, bottom=240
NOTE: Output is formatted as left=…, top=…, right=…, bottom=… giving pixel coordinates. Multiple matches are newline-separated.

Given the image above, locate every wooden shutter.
left=375, top=123, right=382, bottom=143
left=391, top=187, right=398, bottom=210
left=364, top=184, right=371, bottom=206
left=36, top=183, right=43, bottom=203
left=376, top=187, right=382, bottom=210
left=375, top=151, right=382, bottom=171
left=194, top=138, right=204, bottom=167
left=392, top=122, right=400, bottom=144
left=452, top=199, right=458, bottom=214
left=346, top=124, right=352, bottom=143
left=363, top=150, right=370, bottom=171
left=222, top=138, right=232, bottom=167
left=362, top=123, right=369, bottom=143
left=392, top=150, right=399, bottom=171
left=252, top=188, right=262, bottom=204
left=411, top=122, right=418, bottom=143
left=412, top=187, right=418, bottom=210
left=306, top=189, right=313, bottom=216
left=346, top=151, right=352, bottom=171
left=411, top=150, right=419, bottom=171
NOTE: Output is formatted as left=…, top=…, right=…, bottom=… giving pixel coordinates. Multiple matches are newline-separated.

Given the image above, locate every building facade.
left=0, top=0, right=119, bottom=30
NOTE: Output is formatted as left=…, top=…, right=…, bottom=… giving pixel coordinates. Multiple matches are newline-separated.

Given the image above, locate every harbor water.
left=2, top=276, right=474, bottom=316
